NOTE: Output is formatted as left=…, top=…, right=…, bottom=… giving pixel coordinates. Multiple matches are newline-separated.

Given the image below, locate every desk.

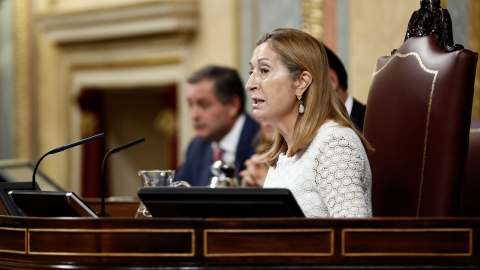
left=0, top=201, right=479, bottom=269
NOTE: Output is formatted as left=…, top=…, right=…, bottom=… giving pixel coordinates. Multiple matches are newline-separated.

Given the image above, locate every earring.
left=296, top=94, right=304, bottom=114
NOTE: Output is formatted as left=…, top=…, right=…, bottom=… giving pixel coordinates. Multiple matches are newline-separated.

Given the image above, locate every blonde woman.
left=245, top=28, right=374, bottom=218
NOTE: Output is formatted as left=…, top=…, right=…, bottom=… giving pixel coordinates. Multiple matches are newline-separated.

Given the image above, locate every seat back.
left=461, top=120, right=480, bottom=216
left=364, top=35, right=477, bottom=217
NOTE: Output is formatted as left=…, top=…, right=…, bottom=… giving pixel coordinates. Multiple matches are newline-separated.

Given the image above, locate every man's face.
left=186, top=79, right=237, bottom=142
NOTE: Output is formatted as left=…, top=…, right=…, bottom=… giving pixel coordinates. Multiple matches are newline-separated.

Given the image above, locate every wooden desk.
left=0, top=201, right=479, bottom=269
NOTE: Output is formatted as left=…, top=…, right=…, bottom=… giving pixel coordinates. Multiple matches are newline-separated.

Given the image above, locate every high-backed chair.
left=364, top=1, right=478, bottom=217
left=461, top=120, right=480, bottom=216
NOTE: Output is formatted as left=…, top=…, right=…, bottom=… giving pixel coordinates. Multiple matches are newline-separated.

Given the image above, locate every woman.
left=245, top=28, right=374, bottom=218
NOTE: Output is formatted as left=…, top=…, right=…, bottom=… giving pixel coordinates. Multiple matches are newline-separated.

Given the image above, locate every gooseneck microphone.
left=100, top=138, right=145, bottom=217
left=32, top=133, right=105, bottom=190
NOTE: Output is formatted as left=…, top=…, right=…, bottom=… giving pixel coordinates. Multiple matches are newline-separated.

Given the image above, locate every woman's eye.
left=260, top=68, right=269, bottom=74
left=249, top=70, right=253, bottom=75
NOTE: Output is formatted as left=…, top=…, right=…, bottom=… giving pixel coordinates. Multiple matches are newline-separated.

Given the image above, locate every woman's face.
left=245, top=43, right=298, bottom=127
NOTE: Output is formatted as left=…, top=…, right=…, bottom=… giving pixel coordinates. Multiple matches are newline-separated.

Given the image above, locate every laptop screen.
left=8, top=190, right=99, bottom=218
left=138, top=187, right=305, bottom=218
left=0, top=182, right=40, bottom=216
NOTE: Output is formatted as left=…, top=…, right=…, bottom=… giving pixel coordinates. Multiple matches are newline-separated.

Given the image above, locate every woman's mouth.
left=252, top=98, right=265, bottom=109
left=252, top=98, right=265, bottom=104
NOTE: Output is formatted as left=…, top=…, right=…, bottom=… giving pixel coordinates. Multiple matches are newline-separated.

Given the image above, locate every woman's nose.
left=245, top=73, right=257, bottom=92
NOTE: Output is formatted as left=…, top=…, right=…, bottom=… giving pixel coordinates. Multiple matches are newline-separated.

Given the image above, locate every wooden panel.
left=343, top=228, right=472, bottom=256
left=86, top=200, right=139, bottom=218
left=29, top=229, right=195, bottom=257
left=204, top=229, right=333, bottom=257
left=1, top=215, right=479, bottom=269
left=0, top=227, right=26, bottom=254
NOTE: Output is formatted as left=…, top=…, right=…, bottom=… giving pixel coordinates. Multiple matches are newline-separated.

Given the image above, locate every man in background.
left=175, top=65, right=260, bottom=186
left=325, top=46, right=366, bottom=133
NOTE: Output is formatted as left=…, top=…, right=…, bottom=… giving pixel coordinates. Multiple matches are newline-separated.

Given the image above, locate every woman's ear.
left=295, top=71, right=313, bottom=96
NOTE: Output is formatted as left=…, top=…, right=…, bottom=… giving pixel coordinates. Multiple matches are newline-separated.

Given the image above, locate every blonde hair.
left=257, top=28, right=374, bottom=167
left=256, top=130, right=273, bottom=154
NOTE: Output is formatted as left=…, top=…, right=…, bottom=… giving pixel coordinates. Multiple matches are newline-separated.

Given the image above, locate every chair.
left=363, top=1, right=478, bottom=217
left=460, top=120, right=480, bottom=216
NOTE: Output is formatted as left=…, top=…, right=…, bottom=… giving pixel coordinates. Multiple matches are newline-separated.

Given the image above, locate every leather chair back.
left=364, top=35, right=478, bottom=217
left=461, top=120, right=480, bottom=216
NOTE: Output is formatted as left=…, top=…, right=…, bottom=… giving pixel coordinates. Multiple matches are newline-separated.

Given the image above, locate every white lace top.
left=264, top=120, right=372, bottom=218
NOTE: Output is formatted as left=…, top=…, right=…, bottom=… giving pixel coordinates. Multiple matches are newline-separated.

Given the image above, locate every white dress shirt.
left=211, top=114, right=246, bottom=163
left=345, top=94, right=353, bottom=116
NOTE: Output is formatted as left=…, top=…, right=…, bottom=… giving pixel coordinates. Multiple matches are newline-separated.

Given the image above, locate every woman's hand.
left=239, top=154, right=268, bottom=187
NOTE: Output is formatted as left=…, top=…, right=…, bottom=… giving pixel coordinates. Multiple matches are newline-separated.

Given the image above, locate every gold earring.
left=297, top=94, right=304, bottom=114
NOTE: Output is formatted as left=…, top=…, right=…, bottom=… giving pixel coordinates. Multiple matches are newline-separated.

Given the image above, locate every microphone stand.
left=32, top=133, right=105, bottom=190
left=100, top=138, right=145, bottom=217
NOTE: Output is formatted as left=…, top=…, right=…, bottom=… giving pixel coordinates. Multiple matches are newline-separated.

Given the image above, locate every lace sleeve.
left=316, top=133, right=371, bottom=218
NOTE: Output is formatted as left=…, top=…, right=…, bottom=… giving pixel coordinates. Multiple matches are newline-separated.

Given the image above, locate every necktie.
left=213, top=145, right=224, bottom=162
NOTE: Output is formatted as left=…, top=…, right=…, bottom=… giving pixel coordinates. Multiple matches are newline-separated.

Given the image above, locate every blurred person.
left=324, top=46, right=366, bottom=133
left=245, top=28, right=374, bottom=218
left=239, top=122, right=274, bottom=187
left=175, top=65, right=260, bottom=186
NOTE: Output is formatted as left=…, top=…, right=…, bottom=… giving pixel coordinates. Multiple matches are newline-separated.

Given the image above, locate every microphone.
left=32, top=133, right=105, bottom=190
left=100, top=137, right=145, bottom=217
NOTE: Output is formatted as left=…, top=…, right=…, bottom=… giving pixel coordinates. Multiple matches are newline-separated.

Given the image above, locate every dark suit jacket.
left=174, top=114, right=260, bottom=186
left=350, top=98, right=366, bottom=133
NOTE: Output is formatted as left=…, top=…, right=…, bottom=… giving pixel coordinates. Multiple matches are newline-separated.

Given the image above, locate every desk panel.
left=342, top=228, right=472, bottom=256
left=204, top=228, right=333, bottom=257
left=0, top=204, right=479, bottom=269
left=0, top=227, right=26, bottom=254
left=29, top=228, right=195, bottom=257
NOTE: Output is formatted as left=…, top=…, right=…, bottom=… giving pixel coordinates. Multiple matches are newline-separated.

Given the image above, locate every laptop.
left=0, top=182, right=40, bottom=216
left=8, top=190, right=99, bottom=218
left=138, top=187, right=305, bottom=218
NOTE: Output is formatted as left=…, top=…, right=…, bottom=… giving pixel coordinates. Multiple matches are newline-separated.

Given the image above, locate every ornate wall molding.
left=14, top=0, right=36, bottom=160
left=36, top=1, right=197, bottom=44
left=302, top=0, right=324, bottom=41
left=33, top=0, right=199, bottom=192
left=471, top=0, right=480, bottom=119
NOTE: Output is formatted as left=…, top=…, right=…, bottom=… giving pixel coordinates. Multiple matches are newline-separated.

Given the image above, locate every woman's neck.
left=273, top=115, right=298, bottom=156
